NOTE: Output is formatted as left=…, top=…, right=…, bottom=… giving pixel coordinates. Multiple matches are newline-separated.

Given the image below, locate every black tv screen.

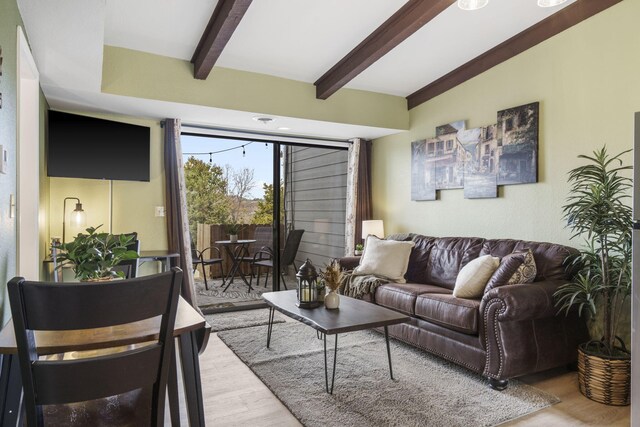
left=48, top=111, right=150, bottom=182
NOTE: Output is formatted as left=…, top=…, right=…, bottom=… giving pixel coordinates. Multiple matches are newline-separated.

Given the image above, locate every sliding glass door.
left=181, top=132, right=347, bottom=311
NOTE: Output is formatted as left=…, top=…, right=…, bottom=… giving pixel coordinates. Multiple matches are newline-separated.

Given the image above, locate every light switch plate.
left=155, top=206, right=165, bottom=217
left=0, top=145, right=7, bottom=174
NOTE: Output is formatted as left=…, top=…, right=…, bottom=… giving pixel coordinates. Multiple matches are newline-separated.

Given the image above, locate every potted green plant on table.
left=54, top=225, right=139, bottom=282
left=225, top=223, right=242, bottom=243
left=354, top=243, right=364, bottom=256
left=554, top=146, right=632, bottom=406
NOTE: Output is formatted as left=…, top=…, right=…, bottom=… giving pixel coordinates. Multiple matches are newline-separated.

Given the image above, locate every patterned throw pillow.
left=507, top=249, right=537, bottom=285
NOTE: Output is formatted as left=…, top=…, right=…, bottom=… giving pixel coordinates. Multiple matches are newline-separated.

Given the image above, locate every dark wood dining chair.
left=115, top=235, right=140, bottom=278
left=252, top=229, right=305, bottom=290
left=7, top=268, right=183, bottom=427
left=192, top=243, right=224, bottom=290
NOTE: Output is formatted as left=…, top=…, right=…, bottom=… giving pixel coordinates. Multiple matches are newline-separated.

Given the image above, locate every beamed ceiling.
left=17, top=0, right=621, bottom=139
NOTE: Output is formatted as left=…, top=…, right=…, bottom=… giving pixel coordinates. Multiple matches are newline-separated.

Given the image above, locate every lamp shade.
left=71, top=203, right=86, bottom=227
left=362, top=220, right=384, bottom=239
left=537, top=0, right=567, bottom=6
left=457, top=0, right=489, bottom=10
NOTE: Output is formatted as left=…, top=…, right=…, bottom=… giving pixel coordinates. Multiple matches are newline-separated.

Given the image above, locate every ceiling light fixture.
left=278, top=127, right=291, bottom=131
left=537, top=0, right=568, bottom=7
left=457, top=0, right=489, bottom=10
left=252, top=116, right=275, bottom=125
left=459, top=0, right=569, bottom=9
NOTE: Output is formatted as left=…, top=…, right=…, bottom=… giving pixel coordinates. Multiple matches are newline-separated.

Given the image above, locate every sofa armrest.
left=480, top=280, right=566, bottom=322
left=480, top=279, right=584, bottom=381
left=337, top=256, right=361, bottom=271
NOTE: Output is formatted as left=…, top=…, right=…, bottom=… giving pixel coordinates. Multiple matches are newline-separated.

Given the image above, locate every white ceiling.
left=18, top=0, right=577, bottom=139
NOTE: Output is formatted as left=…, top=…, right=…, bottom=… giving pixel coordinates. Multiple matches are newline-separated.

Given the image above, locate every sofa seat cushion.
left=414, top=294, right=481, bottom=335
left=375, top=283, right=451, bottom=315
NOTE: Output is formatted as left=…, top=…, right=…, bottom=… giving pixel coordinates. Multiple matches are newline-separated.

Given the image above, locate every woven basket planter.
left=577, top=342, right=630, bottom=406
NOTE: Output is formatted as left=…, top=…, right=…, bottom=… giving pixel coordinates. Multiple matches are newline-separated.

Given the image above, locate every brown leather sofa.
left=340, top=234, right=588, bottom=390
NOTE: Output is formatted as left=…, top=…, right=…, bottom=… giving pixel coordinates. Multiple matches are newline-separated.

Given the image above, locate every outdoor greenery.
left=252, top=183, right=284, bottom=224
left=554, top=147, right=632, bottom=356
left=184, top=156, right=279, bottom=232
left=54, top=225, right=139, bottom=281
left=184, top=157, right=230, bottom=234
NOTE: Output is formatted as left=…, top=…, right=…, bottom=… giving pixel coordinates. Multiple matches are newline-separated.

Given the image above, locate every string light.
left=184, top=142, right=254, bottom=160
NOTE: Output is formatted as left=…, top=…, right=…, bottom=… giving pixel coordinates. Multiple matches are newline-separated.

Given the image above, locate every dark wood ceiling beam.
left=191, top=0, right=253, bottom=80
left=407, top=0, right=622, bottom=109
left=314, top=0, right=456, bottom=100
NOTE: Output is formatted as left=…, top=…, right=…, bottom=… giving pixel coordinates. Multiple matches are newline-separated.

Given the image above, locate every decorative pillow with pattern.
left=507, top=249, right=537, bottom=285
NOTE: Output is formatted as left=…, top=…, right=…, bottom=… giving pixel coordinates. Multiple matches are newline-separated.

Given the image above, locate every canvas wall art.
left=411, top=139, right=436, bottom=201
left=496, top=102, right=539, bottom=185
left=410, top=103, right=538, bottom=201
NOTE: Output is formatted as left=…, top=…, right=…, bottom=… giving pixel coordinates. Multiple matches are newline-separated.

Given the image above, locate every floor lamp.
left=62, top=197, right=86, bottom=244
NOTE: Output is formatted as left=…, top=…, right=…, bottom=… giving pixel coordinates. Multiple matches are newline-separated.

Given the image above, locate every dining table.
left=215, top=239, right=256, bottom=291
left=0, top=297, right=209, bottom=427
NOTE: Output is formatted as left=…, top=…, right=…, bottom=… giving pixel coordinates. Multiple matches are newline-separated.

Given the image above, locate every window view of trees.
left=184, top=157, right=278, bottom=235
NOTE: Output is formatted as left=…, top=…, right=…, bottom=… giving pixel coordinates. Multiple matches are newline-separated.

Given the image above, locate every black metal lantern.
left=296, top=259, right=320, bottom=308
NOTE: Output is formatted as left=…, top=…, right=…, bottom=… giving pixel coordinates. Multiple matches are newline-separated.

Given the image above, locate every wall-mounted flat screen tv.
left=47, top=111, right=150, bottom=182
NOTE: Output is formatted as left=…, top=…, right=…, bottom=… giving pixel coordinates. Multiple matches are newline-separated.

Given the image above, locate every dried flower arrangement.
left=319, top=259, right=344, bottom=292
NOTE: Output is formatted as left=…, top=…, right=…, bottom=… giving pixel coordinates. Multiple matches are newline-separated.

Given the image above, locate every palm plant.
left=554, top=146, right=632, bottom=356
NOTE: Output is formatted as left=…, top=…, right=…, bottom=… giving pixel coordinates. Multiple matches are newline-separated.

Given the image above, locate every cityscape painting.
left=410, top=103, right=539, bottom=201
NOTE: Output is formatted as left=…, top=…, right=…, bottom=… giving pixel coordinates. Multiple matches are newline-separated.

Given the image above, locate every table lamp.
left=362, top=220, right=384, bottom=240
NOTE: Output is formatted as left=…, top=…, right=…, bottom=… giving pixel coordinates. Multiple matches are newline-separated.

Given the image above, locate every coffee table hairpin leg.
left=385, top=326, right=394, bottom=380
left=324, top=333, right=338, bottom=394
left=266, top=307, right=275, bottom=348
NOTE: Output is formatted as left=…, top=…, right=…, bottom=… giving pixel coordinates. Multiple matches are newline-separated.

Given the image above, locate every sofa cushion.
left=375, top=283, right=451, bottom=315
left=415, top=294, right=481, bottom=335
left=354, top=236, right=415, bottom=283
left=453, top=255, right=500, bottom=298
left=404, top=235, right=438, bottom=284
left=425, top=237, right=484, bottom=290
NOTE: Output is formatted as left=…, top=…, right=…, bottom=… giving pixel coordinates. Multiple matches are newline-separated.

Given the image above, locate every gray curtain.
left=164, top=119, right=196, bottom=305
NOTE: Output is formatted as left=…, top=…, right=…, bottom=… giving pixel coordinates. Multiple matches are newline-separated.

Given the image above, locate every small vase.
left=325, top=290, right=340, bottom=309
left=229, top=234, right=238, bottom=243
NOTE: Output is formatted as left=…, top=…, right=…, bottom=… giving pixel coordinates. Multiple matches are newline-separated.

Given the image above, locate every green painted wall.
left=0, top=0, right=22, bottom=326
left=101, top=46, right=409, bottom=131
left=372, top=0, right=640, bottom=249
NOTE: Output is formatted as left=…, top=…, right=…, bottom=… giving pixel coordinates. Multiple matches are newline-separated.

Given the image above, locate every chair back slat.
left=20, top=271, right=175, bottom=331
left=252, top=226, right=273, bottom=253
left=33, top=345, right=162, bottom=405
left=281, top=229, right=304, bottom=265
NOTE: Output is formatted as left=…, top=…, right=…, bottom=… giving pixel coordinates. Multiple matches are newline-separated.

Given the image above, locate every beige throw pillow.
left=453, top=255, right=500, bottom=298
left=353, top=236, right=415, bottom=283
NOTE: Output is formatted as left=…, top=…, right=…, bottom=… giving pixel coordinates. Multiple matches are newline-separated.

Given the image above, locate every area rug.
left=195, top=278, right=269, bottom=312
left=218, top=322, right=560, bottom=427
left=204, top=308, right=287, bottom=332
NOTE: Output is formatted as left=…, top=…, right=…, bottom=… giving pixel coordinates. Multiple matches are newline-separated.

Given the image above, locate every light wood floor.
left=202, top=333, right=630, bottom=426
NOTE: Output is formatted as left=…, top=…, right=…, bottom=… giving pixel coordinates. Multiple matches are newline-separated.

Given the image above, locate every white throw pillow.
left=453, top=255, right=500, bottom=298
left=353, top=236, right=415, bottom=283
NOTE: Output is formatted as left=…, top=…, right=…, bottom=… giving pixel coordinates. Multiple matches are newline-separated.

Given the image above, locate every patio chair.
left=251, top=229, right=304, bottom=290
left=235, top=225, right=273, bottom=282
left=192, top=242, right=224, bottom=290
